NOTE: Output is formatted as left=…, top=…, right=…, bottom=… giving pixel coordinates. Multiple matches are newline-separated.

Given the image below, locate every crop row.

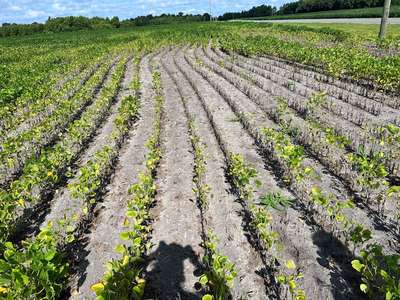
left=0, top=56, right=117, bottom=187
left=0, top=52, right=140, bottom=299
left=0, top=56, right=104, bottom=142
left=0, top=46, right=94, bottom=126
left=92, top=65, right=163, bottom=300
left=211, top=47, right=400, bottom=153
left=161, top=53, right=239, bottom=299
left=0, top=53, right=127, bottom=245
left=233, top=53, right=399, bottom=122
left=199, top=47, right=399, bottom=231
left=174, top=48, right=312, bottom=299
left=218, top=33, right=400, bottom=94
left=258, top=54, right=400, bottom=110
left=184, top=48, right=399, bottom=299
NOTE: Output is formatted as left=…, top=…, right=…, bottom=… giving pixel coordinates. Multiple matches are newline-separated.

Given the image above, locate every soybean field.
left=0, top=22, right=399, bottom=300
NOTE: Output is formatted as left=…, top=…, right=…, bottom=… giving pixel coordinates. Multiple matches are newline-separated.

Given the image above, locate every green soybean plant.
left=199, top=231, right=237, bottom=300
left=0, top=223, right=68, bottom=299
left=228, top=153, right=260, bottom=201
left=277, top=260, right=306, bottom=300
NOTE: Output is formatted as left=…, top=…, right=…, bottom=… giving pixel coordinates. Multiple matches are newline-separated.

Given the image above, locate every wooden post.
left=379, top=0, right=392, bottom=39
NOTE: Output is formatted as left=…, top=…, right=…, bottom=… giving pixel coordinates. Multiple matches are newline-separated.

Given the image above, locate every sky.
left=0, top=0, right=292, bottom=24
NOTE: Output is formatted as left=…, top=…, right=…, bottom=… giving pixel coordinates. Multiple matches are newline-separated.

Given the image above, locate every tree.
left=379, top=0, right=391, bottom=39
left=202, top=13, right=211, bottom=21
left=110, top=16, right=120, bottom=28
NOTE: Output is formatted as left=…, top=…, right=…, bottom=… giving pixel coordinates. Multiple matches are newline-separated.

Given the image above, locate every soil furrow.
left=200, top=47, right=399, bottom=237
left=177, top=47, right=350, bottom=300
left=162, top=50, right=266, bottom=299
left=69, top=53, right=157, bottom=299
left=212, top=49, right=400, bottom=172
left=259, top=55, right=400, bottom=111
left=144, top=55, right=203, bottom=299
left=223, top=51, right=400, bottom=124
left=190, top=47, right=395, bottom=253
left=211, top=48, right=385, bottom=134
left=214, top=49, right=378, bottom=128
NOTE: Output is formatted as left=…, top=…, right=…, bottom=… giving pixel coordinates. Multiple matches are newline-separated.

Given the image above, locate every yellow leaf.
left=285, top=260, right=296, bottom=270
left=91, top=283, right=105, bottom=293
left=137, top=278, right=146, bottom=284
left=0, top=287, right=8, bottom=294
left=122, top=255, right=129, bottom=266
left=18, top=199, right=25, bottom=207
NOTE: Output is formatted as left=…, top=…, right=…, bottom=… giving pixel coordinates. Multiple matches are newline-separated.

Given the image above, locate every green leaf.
left=202, top=295, right=214, bottom=300
left=255, top=179, right=262, bottom=188
left=199, top=274, right=208, bottom=285
left=0, top=260, right=9, bottom=272
left=360, top=283, right=368, bottom=293
left=115, top=244, right=125, bottom=255
left=3, top=242, right=14, bottom=250
left=45, top=249, right=57, bottom=261
left=351, top=260, right=364, bottom=272
left=120, top=231, right=130, bottom=241
left=277, top=275, right=286, bottom=284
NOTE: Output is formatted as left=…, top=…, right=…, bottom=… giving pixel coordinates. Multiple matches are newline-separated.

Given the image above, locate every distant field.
left=248, top=6, right=400, bottom=20
left=289, top=23, right=400, bottom=40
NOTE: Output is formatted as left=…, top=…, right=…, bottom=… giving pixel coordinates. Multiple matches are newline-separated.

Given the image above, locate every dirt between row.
left=180, top=47, right=364, bottom=299
left=70, top=46, right=397, bottom=299
left=70, top=53, right=158, bottom=299
left=198, top=46, right=399, bottom=240
left=11, top=45, right=397, bottom=299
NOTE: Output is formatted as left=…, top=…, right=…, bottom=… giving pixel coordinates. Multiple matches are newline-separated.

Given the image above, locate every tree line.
left=219, top=0, right=400, bottom=20
left=2, top=0, right=399, bottom=37
left=277, top=0, right=400, bottom=15
left=218, top=5, right=276, bottom=20
left=0, top=13, right=211, bottom=37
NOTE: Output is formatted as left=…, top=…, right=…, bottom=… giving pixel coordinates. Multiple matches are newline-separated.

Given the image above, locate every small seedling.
left=259, top=192, right=293, bottom=210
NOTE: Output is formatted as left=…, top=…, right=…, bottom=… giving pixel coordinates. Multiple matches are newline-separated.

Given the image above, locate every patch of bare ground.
left=365, top=43, right=400, bottom=58
left=69, top=53, right=157, bottom=299
left=176, top=47, right=356, bottom=300
left=161, top=49, right=267, bottom=299
left=214, top=47, right=399, bottom=129
left=143, top=54, right=203, bottom=299
left=185, top=45, right=400, bottom=298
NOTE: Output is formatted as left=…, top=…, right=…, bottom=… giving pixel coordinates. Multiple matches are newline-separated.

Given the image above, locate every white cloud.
left=25, top=9, right=46, bottom=18
left=9, top=5, right=22, bottom=11
left=0, top=0, right=291, bottom=24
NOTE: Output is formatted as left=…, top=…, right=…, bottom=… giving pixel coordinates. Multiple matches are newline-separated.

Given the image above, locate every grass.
left=287, top=23, right=400, bottom=41
left=247, top=6, right=400, bottom=20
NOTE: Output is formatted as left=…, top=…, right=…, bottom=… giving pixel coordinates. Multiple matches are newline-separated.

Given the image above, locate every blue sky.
left=1, top=0, right=292, bottom=24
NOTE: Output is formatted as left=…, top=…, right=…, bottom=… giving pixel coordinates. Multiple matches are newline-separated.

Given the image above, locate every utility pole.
left=379, top=0, right=391, bottom=39
left=209, top=0, right=213, bottom=21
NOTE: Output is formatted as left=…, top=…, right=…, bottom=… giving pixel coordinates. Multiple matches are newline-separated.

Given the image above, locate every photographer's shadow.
left=144, top=241, right=203, bottom=300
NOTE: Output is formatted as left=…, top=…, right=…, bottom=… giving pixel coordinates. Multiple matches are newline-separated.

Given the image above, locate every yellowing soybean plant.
left=0, top=22, right=399, bottom=300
